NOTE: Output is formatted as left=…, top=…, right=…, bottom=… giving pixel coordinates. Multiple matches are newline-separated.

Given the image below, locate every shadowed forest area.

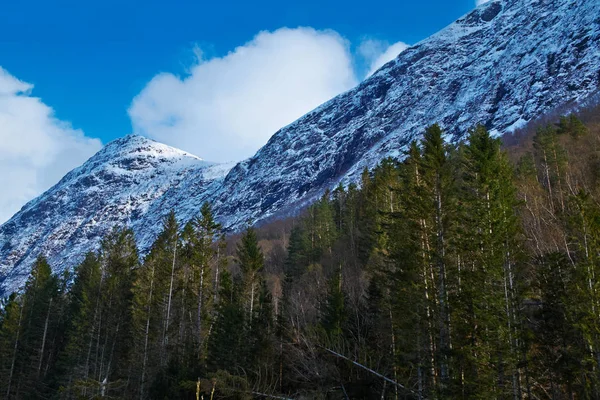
left=2, top=107, right=600, bottom=399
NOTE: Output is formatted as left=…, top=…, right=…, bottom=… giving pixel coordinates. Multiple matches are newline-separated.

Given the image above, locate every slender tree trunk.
left=435, top=178, right=450, bottom=389
left=416, top=163, right=437, bottom=391
left=197, top=262, right=205, bottom=358
left=140, top=264, right=155, bottom=400
left=214, top=246, right=221, bottom=304
left=250, top=280, right=256, bottom=323
left=164, top=243, right=177, bottom=350
left=103, top=322, right=120, bottom=397
left=99, top=290, right=116, bottom=387
left=551, top=144, right=565, bottom=212
left=389, top=307, right=399, bottom=400
left=6, top=300, right=24, bottom=399
left=85, top=287, right=102, bottom=396
left=178, top=263, right=187, bottom=359
left=542, top=150, right=555, bottom=213
left=37, top=297, right=53, bottom=377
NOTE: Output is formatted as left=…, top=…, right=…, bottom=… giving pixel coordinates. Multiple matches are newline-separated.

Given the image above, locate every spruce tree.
left=458, top=125, right=524, bottom=398
left=93, top=227, right=138, bottom=397
left=0, top=293, right=24, bottom=399
left=56, top=252, right=102, bottom=399
left=321, top=268, right=345, bottom=342
left=6, top=256, right=59, bottom=398
left=236, top=227, right=265, bottom=323
left=421, top=124, right=456, bottom=394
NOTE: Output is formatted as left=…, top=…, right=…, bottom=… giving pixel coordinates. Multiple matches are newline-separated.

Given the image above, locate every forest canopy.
left=2, top=112, right=600, bottom=399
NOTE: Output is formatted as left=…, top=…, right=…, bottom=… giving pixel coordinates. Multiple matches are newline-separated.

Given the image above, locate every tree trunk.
left=164, top=243, right=177, bottom=350
left=140, top=264, right=155, bottom=400
left=6, top=300, right=24, bottom=398
left=197, top=262, right=205, bottom=358
left=435, top=178, right=450, bottom=389
left=37, top=297, right=53, bottom=377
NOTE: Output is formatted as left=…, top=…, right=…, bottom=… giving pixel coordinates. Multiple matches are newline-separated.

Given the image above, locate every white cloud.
left=360, top=39, right=409, bottom=78
left=0, top=67, right=102, bottom=224
left=476, top=0, right=490, bottom=5
left=129, top=27, right=358, bottom=163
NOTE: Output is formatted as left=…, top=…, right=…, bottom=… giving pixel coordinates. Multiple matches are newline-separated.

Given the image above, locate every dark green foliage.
left=6, top=113, right=600, bottom=399
left=237, top=227, right=264, bottom=278
left=557, top=114, right=588, bottom=138
left=320, top=269, right=345, bottom=340
left=207, top=270, right=247, bottom=374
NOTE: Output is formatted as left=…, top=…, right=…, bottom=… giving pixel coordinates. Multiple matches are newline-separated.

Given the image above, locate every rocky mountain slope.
left=0, top=135, right=233, bottom=291
left=212, top=0, right=600, bottom=225
left=1, top=0, right=599, bottom=294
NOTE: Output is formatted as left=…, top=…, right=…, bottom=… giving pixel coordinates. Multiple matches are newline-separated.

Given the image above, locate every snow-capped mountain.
left=210, top=0, right=600, bottom=226
left=0, top=135, right=234, bottom=292
left=1, top=0, right=600, bottom=294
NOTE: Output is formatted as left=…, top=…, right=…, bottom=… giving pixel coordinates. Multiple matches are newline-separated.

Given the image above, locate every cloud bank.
left=129, top=27, right=360, bottom=163
left=0, top=68, right=102, bottom=224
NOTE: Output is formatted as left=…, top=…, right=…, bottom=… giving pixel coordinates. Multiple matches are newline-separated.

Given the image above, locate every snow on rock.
left=1, top=0, right=599, bottom=294
left=208, top=0, right=600, bottom=227
left=0, top=135, right=232, bottom=292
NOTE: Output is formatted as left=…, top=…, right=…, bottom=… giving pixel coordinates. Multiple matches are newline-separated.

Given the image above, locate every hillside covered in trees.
left=2, top=111, right=600, bottom=399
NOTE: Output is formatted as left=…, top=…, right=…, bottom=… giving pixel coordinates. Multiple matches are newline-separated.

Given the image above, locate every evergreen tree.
left=207, top=270, right=246, bottom=374
left=5, top=114, right=600, bottom=398
left=320, top=268, right=345, bottom=342
left=56, top=252, right=102, bottom=399
left=92, top=227, right=138, bottom=397
left=458, top=125, right=524, bottom=398
left=0, top=293, right=24, bottom=399
left=3, top=256, right=60, bottom=398
left=532, top=252, right=589, bottom=398
left=190, top=202, right=221, bottom=359
left=236, top=227, right=265, bottom=323
left=420, top=124, right=456, bottom=394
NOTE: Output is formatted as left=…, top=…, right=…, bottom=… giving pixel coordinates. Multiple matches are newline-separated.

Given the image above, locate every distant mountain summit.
left=1, top=0, right=599, bottom=294
left=0, top=135, right=233, bottom=292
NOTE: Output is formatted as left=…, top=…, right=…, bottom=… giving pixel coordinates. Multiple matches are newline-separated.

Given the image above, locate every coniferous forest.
left=4, top=113, right=600, bottom=399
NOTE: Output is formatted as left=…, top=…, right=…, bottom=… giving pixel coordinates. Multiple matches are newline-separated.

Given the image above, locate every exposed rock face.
left=211, top=0, right=600, bottom=227
left=1, top=0, right=599, bottom=294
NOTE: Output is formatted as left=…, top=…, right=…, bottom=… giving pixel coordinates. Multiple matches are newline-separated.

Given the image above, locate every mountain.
left=0, top=135, right=234, bottom=292
left=210, top=0, right=600, bottom=225
left=1, top=0, right=599, bottom=294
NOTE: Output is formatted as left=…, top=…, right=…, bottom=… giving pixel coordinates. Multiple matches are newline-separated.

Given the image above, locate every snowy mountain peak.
left=102, top=134, right=203, bottom=162
left=0, top=138, right=227, bottom=292
left=1, top=0, right=599, bottom=294
left=74, top=134, right=207, bottom=177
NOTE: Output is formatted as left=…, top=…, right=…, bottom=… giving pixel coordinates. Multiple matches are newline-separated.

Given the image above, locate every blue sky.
left=2, top=0, right=479, bottom=144
left=0, top=0, right=484, bottom=223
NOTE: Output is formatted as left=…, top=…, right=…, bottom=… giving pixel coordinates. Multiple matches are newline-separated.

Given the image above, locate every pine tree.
left=207, top=270, right=246, bottom=374
left=92, top=227, right=138, bottom=397
left=280, top=224, right=309, bottom=339
left=249, top=280, right=276, bottom=371
left=557, top=114, right=588, bottom=138
left=532, top=252, right=588, bottom=398
left=236, top=227, right=265, bottom=323
left=191, top=203, right=221, bottom=360
left=420, top=124, right=456, bottom=394
left=567, top=190, right=600, bottom=393
left=0, top=293, right=24, bottom=399
left=7, top=256, right=60, bottom=398
left=56, top=252, right=102, bottom=399
left=458, top=125, right=524, bottom=398
left=534, top=124, right=568, bottom=213
left=321, top=268, right=345, bottom=342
